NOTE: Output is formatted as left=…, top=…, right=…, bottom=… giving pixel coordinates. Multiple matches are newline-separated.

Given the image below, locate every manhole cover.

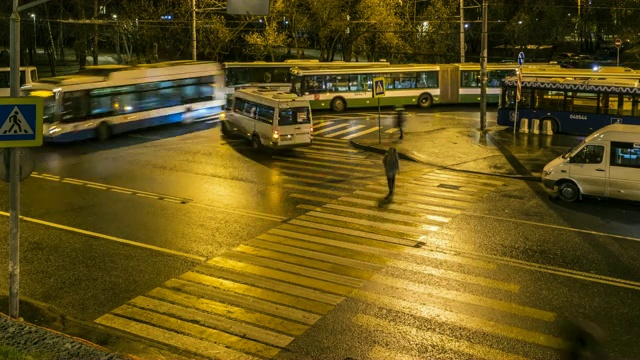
left=437, top=184, right=461, bottom=190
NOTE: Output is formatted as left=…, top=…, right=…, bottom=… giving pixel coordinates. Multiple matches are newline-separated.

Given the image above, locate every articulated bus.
left=519, top=66, right=640, bottom=81
left=223, top=60, right=390, bottom=96
left=290, top=62, right=561, bottom=111
left=0, top=66, right=38, bottom=96
left=497, top=76, right=640, bottom=135
left=23, top=61, right=225, bottom=142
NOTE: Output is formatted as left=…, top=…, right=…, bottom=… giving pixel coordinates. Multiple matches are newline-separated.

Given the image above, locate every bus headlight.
left=48, top=126, right=62, bottom=135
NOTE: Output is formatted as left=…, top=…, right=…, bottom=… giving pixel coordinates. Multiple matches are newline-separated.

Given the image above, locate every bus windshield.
left=279, top=107, right=310, bottom=125
left=24, top=89, right=56, bottom=123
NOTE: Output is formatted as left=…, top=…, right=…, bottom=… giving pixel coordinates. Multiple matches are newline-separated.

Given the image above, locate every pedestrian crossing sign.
left=373, top=77, right=385, bottom=98
left=0, top=97, right=43, bottom=147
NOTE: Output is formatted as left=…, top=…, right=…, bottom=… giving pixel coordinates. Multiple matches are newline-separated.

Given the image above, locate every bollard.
left=519, top=118, right=529, bottom=133
left=530, top=118, right=540, bottom=134
left=541, top=119, right=554, bottom=135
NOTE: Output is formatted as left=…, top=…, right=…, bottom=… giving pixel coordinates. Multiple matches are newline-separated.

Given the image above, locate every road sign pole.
left=513, top=96, right=519, bottom=135
left=377, top=98, right=381, bottom=144
left=9, top=1, right=21, bottom=320
left=617, top=47, right=620, bottom=67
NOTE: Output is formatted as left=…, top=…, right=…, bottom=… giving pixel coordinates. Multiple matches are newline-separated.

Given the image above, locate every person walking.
left=395, top=107, right=406, bottom=140
left=383, top=147, right=400, bottom=200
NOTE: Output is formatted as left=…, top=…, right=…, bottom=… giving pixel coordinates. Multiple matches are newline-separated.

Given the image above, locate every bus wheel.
left=96, top=122, right=112, bottom=141
left=557, top=181, right=580, bottom=202
left=251, top=134, right=262, bottom=150
left=418, top=93, right=433, bottom=109
left=331, top=97, right=346, bottom=112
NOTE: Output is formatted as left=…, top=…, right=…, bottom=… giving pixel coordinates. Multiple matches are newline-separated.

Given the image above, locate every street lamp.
left=30, top=13, right=35, bottom=53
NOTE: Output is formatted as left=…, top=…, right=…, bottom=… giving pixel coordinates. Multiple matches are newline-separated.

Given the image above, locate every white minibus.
left=222, top=88, right=312, bottom=149
left=542, top=124, right=640, bottom=202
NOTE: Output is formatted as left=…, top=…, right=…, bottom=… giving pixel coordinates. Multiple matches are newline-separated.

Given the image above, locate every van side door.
left=569, top=144, right=606, bottom=196
left=606, top=141, right=640, bottom=201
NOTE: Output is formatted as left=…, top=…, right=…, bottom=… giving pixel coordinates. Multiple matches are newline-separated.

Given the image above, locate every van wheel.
left=221, top=121, right=232, bottom=138
left=418, top=93, right=433, bottom=109
left=96, top=122, right=112, bottom=141
left=557, top=182, right=580, bottom=202
left=251, top=134, right=262, bottom=150
left=331, top=97, right=346, bottom=112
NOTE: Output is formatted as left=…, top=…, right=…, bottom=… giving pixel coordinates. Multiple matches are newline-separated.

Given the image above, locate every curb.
left=349, top=140, right=542, bottom=182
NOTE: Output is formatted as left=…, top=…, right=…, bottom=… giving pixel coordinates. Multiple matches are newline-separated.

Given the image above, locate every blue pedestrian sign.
left=0, top=98, right=43, bottom=147
left=372, top=77, right=385, bottom=98
left=518, top=52, right=525, bottom=66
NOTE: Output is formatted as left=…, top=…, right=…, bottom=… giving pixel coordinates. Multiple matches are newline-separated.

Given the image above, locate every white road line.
left=385, top=128, right=399, bottom=133
left=312, top=123, right=350, bottom=135
left=324, top=125, right=366, bottom=138
left=342, top=126, right=381, bottom=139
left=190, top=203, right=285, bottom=222
left=311, top=121, right=334, bottom=129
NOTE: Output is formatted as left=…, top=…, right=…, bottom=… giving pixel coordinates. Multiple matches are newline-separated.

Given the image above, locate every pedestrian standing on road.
left=395, top=107, right=406, bottom=140
left=383, top=147, right=400, bottom=200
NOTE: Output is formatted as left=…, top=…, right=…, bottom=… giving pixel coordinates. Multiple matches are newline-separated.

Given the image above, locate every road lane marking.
left=324, top=125, right=366, bottom=138
left=300, top=203, right=450, bottom=224
left=312, top=137, right=349, bottom=144
left=146, top=287, right=308, bottom=335
left=110, top=304, right=280, bottom=358
left=337, top=196, right=463, bottom=215
left=385, top=128, right=399, bottom=133
left=352, top=291, right=566, bottom=349
left=274, top=162, right=379, bottom=177
left=312, top=123, right=350, bottom=135
left=272, top=156, right=379, bottom=172
left=389, top=260, right=520, bottom=292
left=359, top=319, right=530, bottom=360
left=0, top=211, right=205, bottom=262
left=304, top=211, right=440, bottom=233
left=372, top=274, right=554, bottom=321
left=95, top=314, right=260, bottom=360
left=294, top=153, right=374, bottom=165
left=127, top=296, right=294, bottom=348
left=307, top=145, right=360, bottom=153
left=353, top=191, right=470, bottom=210
left=310, top=121, right=334, bottom=129
left=190, top=203, right=285, bottom=222
left=342, top=126, right=381, bottom=139
left=279, top=169, right=374, bottom=184
left=295, top=148, right=368, bottom=158
left=31, top=172, right=192, bottom=204
left=288, top=219, right=420, bottom=247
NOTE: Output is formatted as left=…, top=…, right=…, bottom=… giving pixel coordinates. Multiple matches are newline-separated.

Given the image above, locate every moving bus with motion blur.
left=222, top=60, right=390, bottom=97
left=22, top=61, right=225, bottom=142
left=0, top=66, right=38, bottom=96
left=290, top=62, right=561, bottom=111
left=497, top=76, right=640, bottom=135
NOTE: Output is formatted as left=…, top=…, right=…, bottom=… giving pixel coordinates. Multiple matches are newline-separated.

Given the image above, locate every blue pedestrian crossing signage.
left=373, top=77, right=385, bottom=98
left=0, top=98, right=43, bottom=147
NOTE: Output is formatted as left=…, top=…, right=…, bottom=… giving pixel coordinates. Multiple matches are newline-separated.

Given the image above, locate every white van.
left=222, top=88, right=312, bottom=149
left=0, top=67, right=38, bottom=96
left=542, top=124, right=640, bottom=202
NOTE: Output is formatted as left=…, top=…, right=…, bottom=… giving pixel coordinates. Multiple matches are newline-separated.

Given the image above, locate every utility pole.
left=460, top=0, right=465, bottom=63
left=479, top=0, right=488, bottom=131
left=192, top=0, right=197, bottom=61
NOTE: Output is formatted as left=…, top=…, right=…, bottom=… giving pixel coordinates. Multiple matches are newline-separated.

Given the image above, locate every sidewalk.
left=351, top=123, right=583, bottom=181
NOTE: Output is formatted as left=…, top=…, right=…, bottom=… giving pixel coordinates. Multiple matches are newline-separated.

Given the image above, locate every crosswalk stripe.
left=307, top=144, right=360, bottom=153
left=312, top=137, right=349, bottom=144
left=365, top=184, right=478, bottom=203
left=342, top=126, right=381, bottom=139
left=282, top=176, right=360, bottom=189
left=402, top=247, right=497, bottom=270
left=95, top=314, right=261, bottom=360
left=278, top=169, right=374, bottom=184
left=385, top=128, right=399, bottom=133
left=298, top=204, right=446, bottom=229
left=195, top=263, right=344, bottom=305
left=284, top=183, right=349, bottom=196
left=273, top=156, right=379, bottom=172
left=208, top=257, right=356, bottom=296
left=233, top=244, right=373, bottom=282
left=389, top=260, right=520, bottom=292
left=289, top=193, right=339, bottom=203
left=248, top=238, right=382, bottom=272
left=324, top=125, right=367, bottom=138
left=352, top=291, right=566, bottom=349
left=295, top=153, right=374, bottom=165
left=289, top=219, right=420, bottom=247
left=111, top=304, right=280, bottom=357
left=372, top=275, right=555, bottom=321
left=266, top=227, right=403, bottom=258
left=310, top=121, right=334, bottom=129
left=298, top=214, right=426, bottom=242
left=304, top=211, right=440, bottom=233
left=353, top=190, right=470, bottom=210
left=309, top=203, right=451, bottom=224
left=410, top=178, right=495, bottom=192
left=295, top=148, right=368, bottom=158
left=164, top=278, right=319, bottom=325
left=146, top=287, right=308, bottom=335
left=426, top=172, right=504, bottom=186
left=179, top=271, right=335, bottom=314
left=274, top=162, right=377, bottom=177
left=419, top=174, right=499, bottom=188
left=360, top=319, right=529, bottom=360
left=337, top=196, right=462, bottom=215
left=127, top=296, right=295, bottom=348
left=372, top=181, right=485, bottom=200
left=312, top=123, right=350, bottom=135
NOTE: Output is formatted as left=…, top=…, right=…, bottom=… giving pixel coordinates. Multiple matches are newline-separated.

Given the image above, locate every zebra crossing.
left=312, top=119, right=398, bottom=140
left=94, top=138, right=563, bottom=360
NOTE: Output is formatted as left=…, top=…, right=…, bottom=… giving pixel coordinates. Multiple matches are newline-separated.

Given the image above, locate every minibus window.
left=571, top=145, right=604, bottom=164
left=279, top=107, right=310, bottom=126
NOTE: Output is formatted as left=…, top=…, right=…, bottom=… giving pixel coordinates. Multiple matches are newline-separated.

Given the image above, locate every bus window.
left=0, top=71, right=9, bottom=87
left=566, top=92, right=598, bottom=113
left=328, top=75, right=349, bottom=92
left=305, top=76, right=327, bottom=93
left=272, top=68, right=290, bottom=83
left=519, top=89, right=533, bottom=108
left=417, top=71, right=438, bottom=88
left=30, top=69, right=38, bottom=82
left=503, top=88, right=516, bottom=108
left=61, top=91, right=89, bottom=122
left=488, top=70, right=511, bottom=87
left=90, top=95, right=114, bottom=117
left=349, top=74, right=369, bottom=91
left=618, top=94, right=633, bottom=116
left=535, top=89, right=565, bottom=111
left=461, top=70, right=480, bottom=87
left=392, top=73, right=416, bottom=89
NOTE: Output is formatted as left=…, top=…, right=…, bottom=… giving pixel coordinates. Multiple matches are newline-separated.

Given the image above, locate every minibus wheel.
left=418, top=93, right=433, bottom=109
left=557, top=181, right=580, bottom=202
left=251, top=134, right=262, bottom=150
left=96, top=122, right=112, bottom=141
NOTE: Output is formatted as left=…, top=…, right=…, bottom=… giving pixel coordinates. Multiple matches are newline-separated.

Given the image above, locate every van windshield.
left=562, top=141, right=585, bottom=159
left=279, top=107, right=310, bottom=126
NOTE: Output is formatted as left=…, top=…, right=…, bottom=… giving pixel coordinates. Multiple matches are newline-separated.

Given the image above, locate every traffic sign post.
left=615, top=38, right=622, bottom=66
left=372, top=77, right=385, bottom=144
left=514, top=52, right=525, bottom=134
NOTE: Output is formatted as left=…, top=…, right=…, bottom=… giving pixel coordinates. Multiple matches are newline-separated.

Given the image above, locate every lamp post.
left=30, top=13, right=35, bottom=54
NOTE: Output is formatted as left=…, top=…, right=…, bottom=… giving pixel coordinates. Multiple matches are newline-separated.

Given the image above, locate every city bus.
left=223, top=60, right=390, bottom=96
left=497, top=76, right=640, bottom=135
left=519, top=66, right=640, bottom=80
left=23, top=61, right=225, bottom=142
left=290, top=62, right=561, bottom=111
left=0, top=66, right=38, bottom=96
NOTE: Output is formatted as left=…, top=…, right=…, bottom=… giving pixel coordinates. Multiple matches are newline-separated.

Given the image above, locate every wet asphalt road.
left=0, top=107, right=638, bottom=359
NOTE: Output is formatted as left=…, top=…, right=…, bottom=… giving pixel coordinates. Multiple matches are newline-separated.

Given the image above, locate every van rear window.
left=279, top=107, right=310, bottom=126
